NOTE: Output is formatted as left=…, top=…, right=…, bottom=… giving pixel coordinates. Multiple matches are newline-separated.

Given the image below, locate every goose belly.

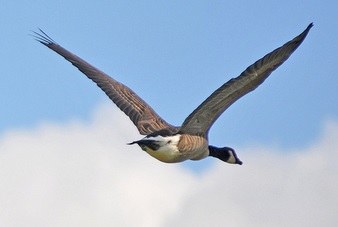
left=145, top=146, right=184, bottom=163
left=138, top=134, right=209, bottom=163
left=141, top=135, right=187, bottom=163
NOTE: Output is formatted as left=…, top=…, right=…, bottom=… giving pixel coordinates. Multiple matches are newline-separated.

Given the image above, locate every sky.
left=1, top=0, right=338, bottom=226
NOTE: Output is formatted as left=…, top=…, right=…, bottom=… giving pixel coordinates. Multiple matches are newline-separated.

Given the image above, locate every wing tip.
left=285, top=22, right=313, bottom=52
left=304, top=22, right=314, bottom=35
left=298, top=22, right=313, bottom=41
left=31, top=28, right=56, bottom=46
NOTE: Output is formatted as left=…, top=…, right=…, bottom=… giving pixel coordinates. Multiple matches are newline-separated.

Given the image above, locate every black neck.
left=209, top=145, right=230, bottom=160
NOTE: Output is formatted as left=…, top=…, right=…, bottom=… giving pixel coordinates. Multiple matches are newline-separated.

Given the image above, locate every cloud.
left=165, top=119, right=338, bottom=227
left=0, top=104, right=337, bottom=227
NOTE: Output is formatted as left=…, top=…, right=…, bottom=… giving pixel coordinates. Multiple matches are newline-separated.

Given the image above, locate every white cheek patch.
left=227, top=151, right=236, bottom=164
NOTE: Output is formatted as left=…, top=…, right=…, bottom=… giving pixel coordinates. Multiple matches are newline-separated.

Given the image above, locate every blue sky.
left=2, top=1, right=338, bottom=170
left=1, top=1, right=338, bottom=226
left=1, top=1, right=337, bottom=143
left=2, top=1, right=337, bottom=144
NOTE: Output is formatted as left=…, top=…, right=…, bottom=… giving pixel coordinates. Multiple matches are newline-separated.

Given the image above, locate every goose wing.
left=180, top=23, right=313, bottom=136
left=33, top=30, right=177, bottom=135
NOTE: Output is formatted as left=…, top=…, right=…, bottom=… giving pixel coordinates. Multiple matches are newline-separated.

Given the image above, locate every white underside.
left=140, top=135, right=185, bottom=163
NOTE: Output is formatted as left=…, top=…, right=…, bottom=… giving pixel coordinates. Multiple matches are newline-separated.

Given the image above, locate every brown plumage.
left=33, top=23, right=312, bottom=164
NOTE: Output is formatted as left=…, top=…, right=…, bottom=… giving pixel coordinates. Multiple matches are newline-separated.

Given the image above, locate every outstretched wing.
left=33, top=30, right=177, bottom=135
left=180, top=23, right=313, bottom=136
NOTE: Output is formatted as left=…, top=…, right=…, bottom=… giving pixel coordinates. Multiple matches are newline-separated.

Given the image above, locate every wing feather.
left=180, top=23, right=313, bottom=136
left=33, top=29, right=177, bottom=135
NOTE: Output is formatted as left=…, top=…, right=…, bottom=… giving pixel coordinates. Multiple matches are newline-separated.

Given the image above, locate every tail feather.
left=127, top=141, right=138, bottom=145
left=127, top=139, right=160, bottom=150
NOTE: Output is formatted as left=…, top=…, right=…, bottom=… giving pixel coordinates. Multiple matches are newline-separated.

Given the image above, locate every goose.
left=33, top=23, right=312, bottom=165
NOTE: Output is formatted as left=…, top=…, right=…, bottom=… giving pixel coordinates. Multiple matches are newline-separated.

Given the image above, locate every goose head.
left=208, top=145, right=243, bottom=165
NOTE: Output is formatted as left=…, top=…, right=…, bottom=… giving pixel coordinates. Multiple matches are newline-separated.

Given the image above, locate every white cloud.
left=0, top=104, right=337, bottom=227
left=165, top=119, right=338, bottom=227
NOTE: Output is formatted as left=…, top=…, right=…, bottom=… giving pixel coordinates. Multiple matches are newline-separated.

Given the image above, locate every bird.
left=33, top=23, right=312, bottom=165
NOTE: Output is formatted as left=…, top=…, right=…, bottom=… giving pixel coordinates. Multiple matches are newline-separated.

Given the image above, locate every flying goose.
left=33, top=23, right=312, bottom=165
